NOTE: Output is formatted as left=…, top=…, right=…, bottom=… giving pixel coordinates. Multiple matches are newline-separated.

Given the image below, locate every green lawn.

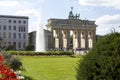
left=20, top=56, right=80, bottom=80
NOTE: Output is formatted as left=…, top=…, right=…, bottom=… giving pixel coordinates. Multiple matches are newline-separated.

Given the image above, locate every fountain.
left=35, top=24, right=45, bottom=52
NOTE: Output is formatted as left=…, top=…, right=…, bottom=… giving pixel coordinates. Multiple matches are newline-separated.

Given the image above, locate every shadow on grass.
left=24, top=75, right=34, bottom=80
left=69, top=55, right=82, bottom=58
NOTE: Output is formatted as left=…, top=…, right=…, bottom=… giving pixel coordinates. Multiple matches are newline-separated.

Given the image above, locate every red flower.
left=0, top=54, right=4, bottom=62
left=0, top=54, right=18, bottom=80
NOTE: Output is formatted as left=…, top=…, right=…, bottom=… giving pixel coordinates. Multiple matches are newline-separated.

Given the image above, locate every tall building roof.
left=0, top=15, right=29, bottom=19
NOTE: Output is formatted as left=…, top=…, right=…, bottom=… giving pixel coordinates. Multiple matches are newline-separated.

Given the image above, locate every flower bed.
left=5, top=51, right=74, bottom=56
left=0, top=54, right=18, bottom=80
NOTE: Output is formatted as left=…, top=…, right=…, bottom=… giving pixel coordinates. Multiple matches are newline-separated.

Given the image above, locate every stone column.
left=88, top=30, right=93, bottom=49
left=81, top=30, right=85, bottom=48
left=62, top=29, right=67, bottom=49
left=51, top=28, right=54, bottom=49
left=54, top=29, right=59, bottom=49
left=85, top=30, right=88, bottom=50
left=59, top=28, right=63, bottom=50
left=73, top=29, right=79, bottom=49
left=62, top=29, right=70, bottom=50
left=78, top=30, right=81, bottom=49
left=73, top=30, right=75, bottom=49
left=67, top=29, right=70, bottom=50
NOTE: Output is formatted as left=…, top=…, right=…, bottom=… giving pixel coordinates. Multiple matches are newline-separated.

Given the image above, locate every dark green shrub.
left=25, top=45, right=35, bottom=51
left=6, top=45, right=16, bottom=51
left=6, top=50, right=73, bottom=56
left=76, top=32, right=120, bottom=80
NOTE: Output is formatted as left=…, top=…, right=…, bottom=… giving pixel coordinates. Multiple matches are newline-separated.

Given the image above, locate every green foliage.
left=96, top=35, right=104, bottom=42
left=1, top=52, right=22, bottom=71
left=6, top=45, right=16, bottom=51
left=6, top=50, right=74, bottom=56
left=76, top=32, right=120, bottom=80
left=46, top=50, right=74, bottom=55
left=25, top=45, right=35, bottom=51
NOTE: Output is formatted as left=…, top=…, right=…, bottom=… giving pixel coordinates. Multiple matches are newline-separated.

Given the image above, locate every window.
left=13, top=26, right=16, bottom=30
left=19, top=26, right=26, bottom=32
left=13, top=20, right=16, bottom=23
left=9, top=20, right=11, bottom=23
left=3, top=32, right=6, bottom=39
left=18, top=42, right=21, bottom=48
left=21, top=27, right=24, bottom=32
left=9, top=26, right=11, bottom=30
left=23, top=33, right=26, bottom=39
left=19, top=20, right=21, bottom=23
left=3, top=26, right=6, bottom=30
left=18, top=33, right=21, bottom=39
left=23, top=21, right=26, bottom=24
left=19, top=26, right=21, bottom=32
left=13, top=33, right=16, bottom=39
left=8, top=33, right=11, bottom=39
left=23, top=42, right=26, bottom=48
left=23, top=27, right=26, bottom=32
left=13, top=42, right=16, bottom=48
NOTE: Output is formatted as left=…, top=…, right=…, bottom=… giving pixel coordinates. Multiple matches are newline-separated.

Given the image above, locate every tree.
left=76, top=32, right=120, bottom=80
left=25, top=45, right=35, bottom=51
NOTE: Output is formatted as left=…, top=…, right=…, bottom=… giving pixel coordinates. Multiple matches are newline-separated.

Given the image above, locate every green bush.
left=76, top=32, right=120, bottom=80
left=6, top=50, right=73, bottom=56
left=25, top=45, right=35, bottom=51
left=1, top=52, right=22, bottom=71
left=6, top=45, right=16, bottom=51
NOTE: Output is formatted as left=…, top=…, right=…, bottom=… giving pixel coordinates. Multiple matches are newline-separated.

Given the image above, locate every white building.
left=0, top=15, right=29, bottom=50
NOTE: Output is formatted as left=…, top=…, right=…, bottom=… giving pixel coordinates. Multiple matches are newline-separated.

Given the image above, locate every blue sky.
left=0, top=0, right=120, bottom=35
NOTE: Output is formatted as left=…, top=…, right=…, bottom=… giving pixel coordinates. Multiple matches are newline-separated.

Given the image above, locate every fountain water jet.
left=35, top=24, right=45, bottom=52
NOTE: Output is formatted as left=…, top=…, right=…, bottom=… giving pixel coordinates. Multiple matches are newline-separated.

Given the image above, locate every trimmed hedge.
left=5, top=50, right=74, bottom=56
left=76, top=32, right=120, bottom=80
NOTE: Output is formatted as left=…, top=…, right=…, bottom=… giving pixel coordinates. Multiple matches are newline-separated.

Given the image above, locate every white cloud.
left=15, top=9, right=42, bottom=32
left=96, top=14, right=120, bottom=25
left=96, top=14, right=120, bottom=35
left=79, top=0, right=120, bottom=9
left=37, top=0, right=45, bottom=3
left=16, top=9, right=41, bottom=17
left=0, top=1, right=20, bottom=7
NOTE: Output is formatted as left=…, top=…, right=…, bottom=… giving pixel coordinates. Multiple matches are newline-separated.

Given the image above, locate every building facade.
left=46, top=19, right=97, bottom=50
left=46, top=8, right=97, bottom=50
left=28, top=31, right=36, bottom=48
left=0, top=15, right=29, bottom=50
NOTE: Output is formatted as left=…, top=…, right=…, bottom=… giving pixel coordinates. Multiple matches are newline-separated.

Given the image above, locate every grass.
left=20, top=56, right=81, bottom=80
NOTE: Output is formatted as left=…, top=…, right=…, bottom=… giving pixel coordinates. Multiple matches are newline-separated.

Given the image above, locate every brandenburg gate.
left=46, top=8, right=97, bottom=50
